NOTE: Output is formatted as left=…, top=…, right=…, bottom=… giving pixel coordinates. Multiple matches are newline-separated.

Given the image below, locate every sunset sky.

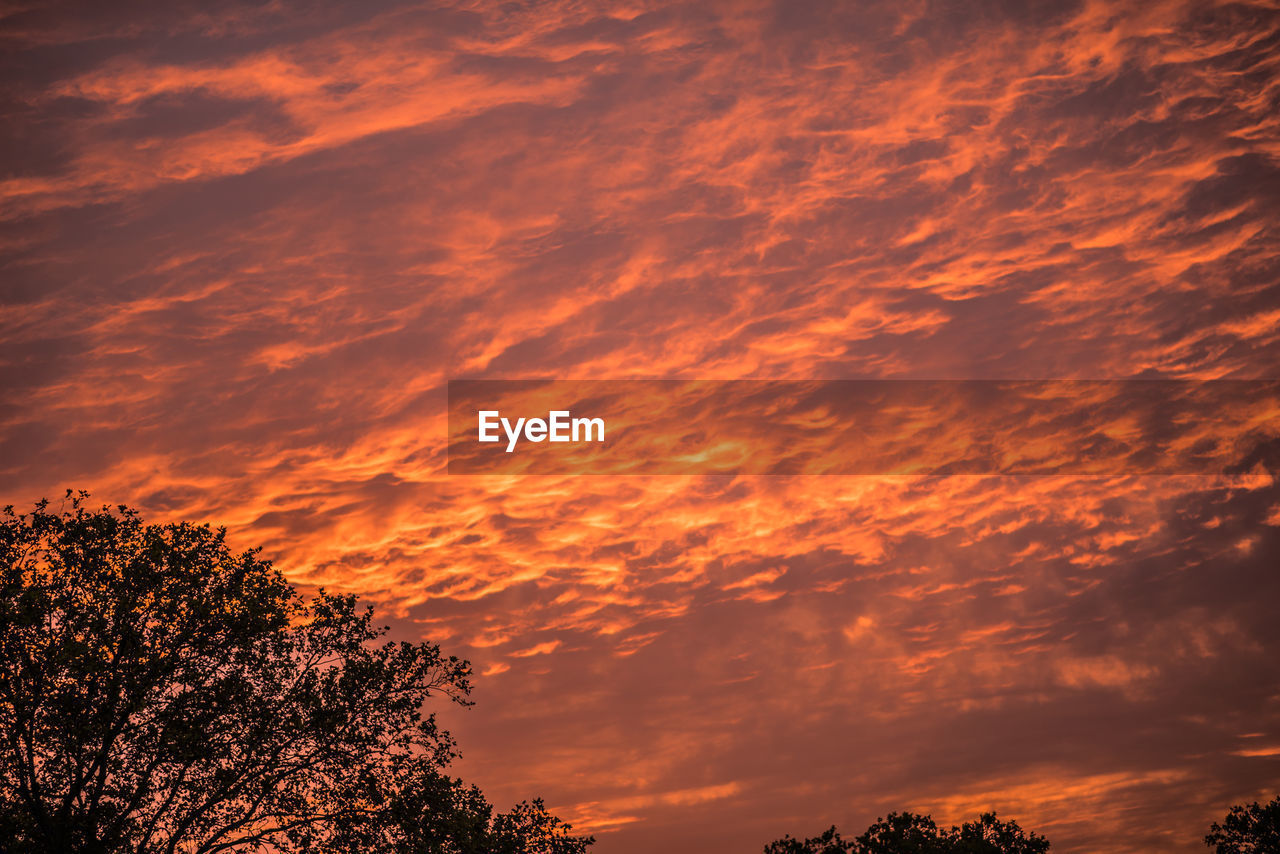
left=2, top=0, right=1280, bottom=851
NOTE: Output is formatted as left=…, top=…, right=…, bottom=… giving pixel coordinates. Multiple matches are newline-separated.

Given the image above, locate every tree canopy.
left=764, top=812, right=1050, bottom=854
left=1205, top=795, right=1280, bottom=854
left=0, top=494, right=591, bottom=854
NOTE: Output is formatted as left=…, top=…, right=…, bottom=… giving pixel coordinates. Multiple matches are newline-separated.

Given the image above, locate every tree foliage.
left=1205, top=796, right=1280, bottom=854
left=0, top=494, right=591, bottom=854
left=765, top=812, right=1049, bottom=854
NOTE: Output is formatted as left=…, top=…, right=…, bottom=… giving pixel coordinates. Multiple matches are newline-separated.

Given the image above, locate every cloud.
left=3, top=1, right=1279, bottom=852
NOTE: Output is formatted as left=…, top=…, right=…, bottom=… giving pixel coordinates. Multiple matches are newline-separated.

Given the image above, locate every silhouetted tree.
left=948, top=813, right=1050, bottom=854
left=0, top=494, right=591, bottom=854
left=765, top=825, right=854, bottom=854
left=766, top=811, right=1049, bottom=854
left=1205, top=796, right=1280, bottom=854
left=857, top=812, right=946, bottom=854
left=372, top=772, right=588, bottom=854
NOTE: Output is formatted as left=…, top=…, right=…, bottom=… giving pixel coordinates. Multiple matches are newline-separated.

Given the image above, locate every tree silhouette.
left=0, top=494, right=591, bottom=854
left=1205, top=796, right=1280, bottom=854
left=765, top=811, right=1049, bottom=854
left=764, top=823, right=856, bottom=854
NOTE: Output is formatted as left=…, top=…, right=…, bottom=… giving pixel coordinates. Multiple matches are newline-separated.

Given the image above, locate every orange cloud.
left=3, top=1, right=1279, bottom=852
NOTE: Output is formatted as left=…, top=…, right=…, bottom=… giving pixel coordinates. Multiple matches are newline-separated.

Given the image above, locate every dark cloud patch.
left=109, top=90, right=299, bottom=141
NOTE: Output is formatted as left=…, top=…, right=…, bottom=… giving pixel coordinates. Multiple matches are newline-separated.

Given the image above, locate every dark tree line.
left=1, top=494, right=1275, bottom=854
left=765, top=797, right=1280, bottom=854
left=764, top=811, right=1048, bottom=854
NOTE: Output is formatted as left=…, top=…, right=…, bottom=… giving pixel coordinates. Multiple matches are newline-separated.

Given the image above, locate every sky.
left=2, top=0, right=1280, bottom=851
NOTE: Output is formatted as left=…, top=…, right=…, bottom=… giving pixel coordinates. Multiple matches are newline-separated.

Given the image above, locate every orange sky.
left=2, top=0, right=1279, bottom=851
